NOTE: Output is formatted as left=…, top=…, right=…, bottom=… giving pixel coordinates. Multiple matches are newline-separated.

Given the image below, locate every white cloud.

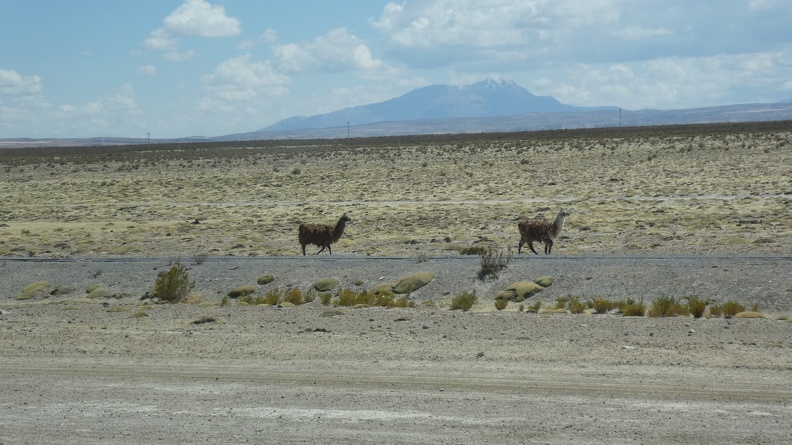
left=143, top=28, right=179, bottom=52
left=273, top=28, right=386, bottom=74
left=540, top=48, right=792, bottom=109
left=136, top=65, right=158, bottom=76
left=143, top=0, right=241, bottom=56
left=371, top=0, right=620, bottom=49
left=202, top=54, right=291, bottom=102
left=0, top=68, right=43, bottom=95
left=163, top=0, right=241, bottom=37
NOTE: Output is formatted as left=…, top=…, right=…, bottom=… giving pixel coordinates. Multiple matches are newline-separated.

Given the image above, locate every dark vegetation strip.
left=2, top=120, right=791, bottom=165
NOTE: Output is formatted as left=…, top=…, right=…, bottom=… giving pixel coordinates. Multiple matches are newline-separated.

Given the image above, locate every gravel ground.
left=2, top=254, right=792, bottom=444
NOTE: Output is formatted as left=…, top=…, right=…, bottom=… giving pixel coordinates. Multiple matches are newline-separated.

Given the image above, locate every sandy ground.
left=2, top=254, right=792, bottom=444
left=2, top=125, right=792, bottom=443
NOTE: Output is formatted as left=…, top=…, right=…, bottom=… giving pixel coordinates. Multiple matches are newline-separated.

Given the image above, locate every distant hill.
left=217, top=101, right=792, bottom=141
left=261, top=79, right=615, bottom=133
left=3, top=79, right=792, bottom=148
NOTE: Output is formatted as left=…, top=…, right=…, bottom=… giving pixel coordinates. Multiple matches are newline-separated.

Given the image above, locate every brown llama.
left=517, top=208, right=570, bottom=255
left=298, top=213, right=351, bottom=255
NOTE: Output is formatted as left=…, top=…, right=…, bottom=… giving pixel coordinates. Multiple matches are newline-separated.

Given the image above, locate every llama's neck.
left=550, top=212, right=566, bottom=238
left=332, top=218, right=347, bottom=240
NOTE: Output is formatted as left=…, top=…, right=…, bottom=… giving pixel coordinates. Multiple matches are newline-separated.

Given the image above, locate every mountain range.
left=218, top=78, right=792, bottom=141
left=3, top=79, right=792, bottom=147
left=261, top=79, right=615, bottom=133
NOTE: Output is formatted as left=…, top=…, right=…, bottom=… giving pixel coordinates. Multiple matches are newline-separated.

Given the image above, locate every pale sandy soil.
left=2, top=295, right=792, bottom=444
left=2, top=124, right=792, bottom=443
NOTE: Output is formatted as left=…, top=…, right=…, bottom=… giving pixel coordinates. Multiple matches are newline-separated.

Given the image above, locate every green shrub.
left=281, top=288, right=303, bottom=305
left=648, top=296, right=689, bottom=317
left=708, top=304, right=722, bottom=317
left=685, top=296, right=707, bottom=318
left=332, top=288, right=413, bottom=308
left=566, top=296, right=587, bottom=314
left=592, top=297, right=615, bottom=314
left=319, top=292, right=332, bottom=305
left=722, top=301, right=746, bottom=316
left=494, top=298, right=508, bottom=311
left=451, top=291, right=477, bottom=311
left=459, top=246, right=487, bottom=255
left=153, top=263, right=194, bottom=303
left=335, top=288, right=363, bottom=306
left=477, top=248, right=512, bottom=280
left=622, top=299, right=646, bottom=317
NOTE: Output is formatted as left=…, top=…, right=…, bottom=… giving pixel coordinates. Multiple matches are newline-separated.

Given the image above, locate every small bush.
left=477, top=248, right=512, bottom=280
left=494, top=298, right=508, bottom=311
left=319, top=292, right=332, bottom=305
left=451, top=291, right=477, bottom=311
left=592, top=297, right=615, bottom=314
left=332, top=288, right=413, bottom=308
left=648, top=296, right=689, bottom=317
left=708, top=304, right=722, bottom=317
left=153, top=263, right=194, bottom=303
left=722, top=301, right=746, bottom=317
left=459, top=246, right=487, bottom=255
left=281, top=288, right=303, bottom=305
left=622, top=299, right=646, bottom=317
left=566, top=296, right=587, bottom=314
left=686, top=296, right=707, bottom=318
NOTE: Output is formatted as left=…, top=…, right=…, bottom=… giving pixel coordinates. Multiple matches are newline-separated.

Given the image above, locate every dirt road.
left=2, top=292, right=792, bottom=444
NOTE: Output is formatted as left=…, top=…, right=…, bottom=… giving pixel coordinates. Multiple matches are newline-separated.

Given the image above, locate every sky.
left=1, top=0, right=791, bottom=139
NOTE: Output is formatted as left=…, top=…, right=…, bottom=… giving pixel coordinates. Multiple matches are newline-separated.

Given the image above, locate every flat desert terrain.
left=2, top=122, right=792, bottom=444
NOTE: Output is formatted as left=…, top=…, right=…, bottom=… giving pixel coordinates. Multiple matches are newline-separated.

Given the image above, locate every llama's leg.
left=528, top=241, right=539, bottom=255
left=545, top=239, right=553, bottom=254
left=327, top=244, right=332, bottom=255
left=315, top=245, right=326, bottom=255
left=518, top=238, right=525, bottom=254
left=301, top=244, right=306, bottom=255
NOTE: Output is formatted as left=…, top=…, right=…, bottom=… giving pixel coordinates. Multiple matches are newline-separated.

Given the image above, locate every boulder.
left=393, top=272, right=435, bottom=294
left=498, top=281, right=545, bottom=302
left=313, top=278, right=340, bottom=292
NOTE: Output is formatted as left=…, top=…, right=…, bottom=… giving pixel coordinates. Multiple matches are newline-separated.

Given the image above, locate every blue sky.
left=2, top=0, right=791, bottom=139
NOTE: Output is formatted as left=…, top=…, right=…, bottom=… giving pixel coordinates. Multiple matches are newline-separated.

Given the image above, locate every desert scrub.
left=451, top=290, right=477, bottom=311
left=648, top=296, right=689, bottom=317
left=621, top=298, right=646, bottom=317
left=152, top=262, right=194, bottom=303
left=239, top=287, right=292, bottom=306
left=494, top=298, right=508, bottom=311
left=330, top=288, right=414, bottom=308
left=564, top=296, right=588, bottom=314
left=685, top=295, right=707, bottom=318
left=477, top=247, right=512, bottom=280
left=722, top=301, right=746, bottom=317
left=592, top=297, right=616, bottom=314
left=459, top=246, right=487, bottom=255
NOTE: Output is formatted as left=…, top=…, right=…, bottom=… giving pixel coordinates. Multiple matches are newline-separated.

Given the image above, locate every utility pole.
left=147, top=132, right=151, bottom=144
left=347, top=122, right=350, bottom=145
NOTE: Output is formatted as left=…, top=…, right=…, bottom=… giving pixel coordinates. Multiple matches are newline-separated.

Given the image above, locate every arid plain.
left=2, top=122, right=791, bottom=259
left=2, top=122, right=792, bottom=444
